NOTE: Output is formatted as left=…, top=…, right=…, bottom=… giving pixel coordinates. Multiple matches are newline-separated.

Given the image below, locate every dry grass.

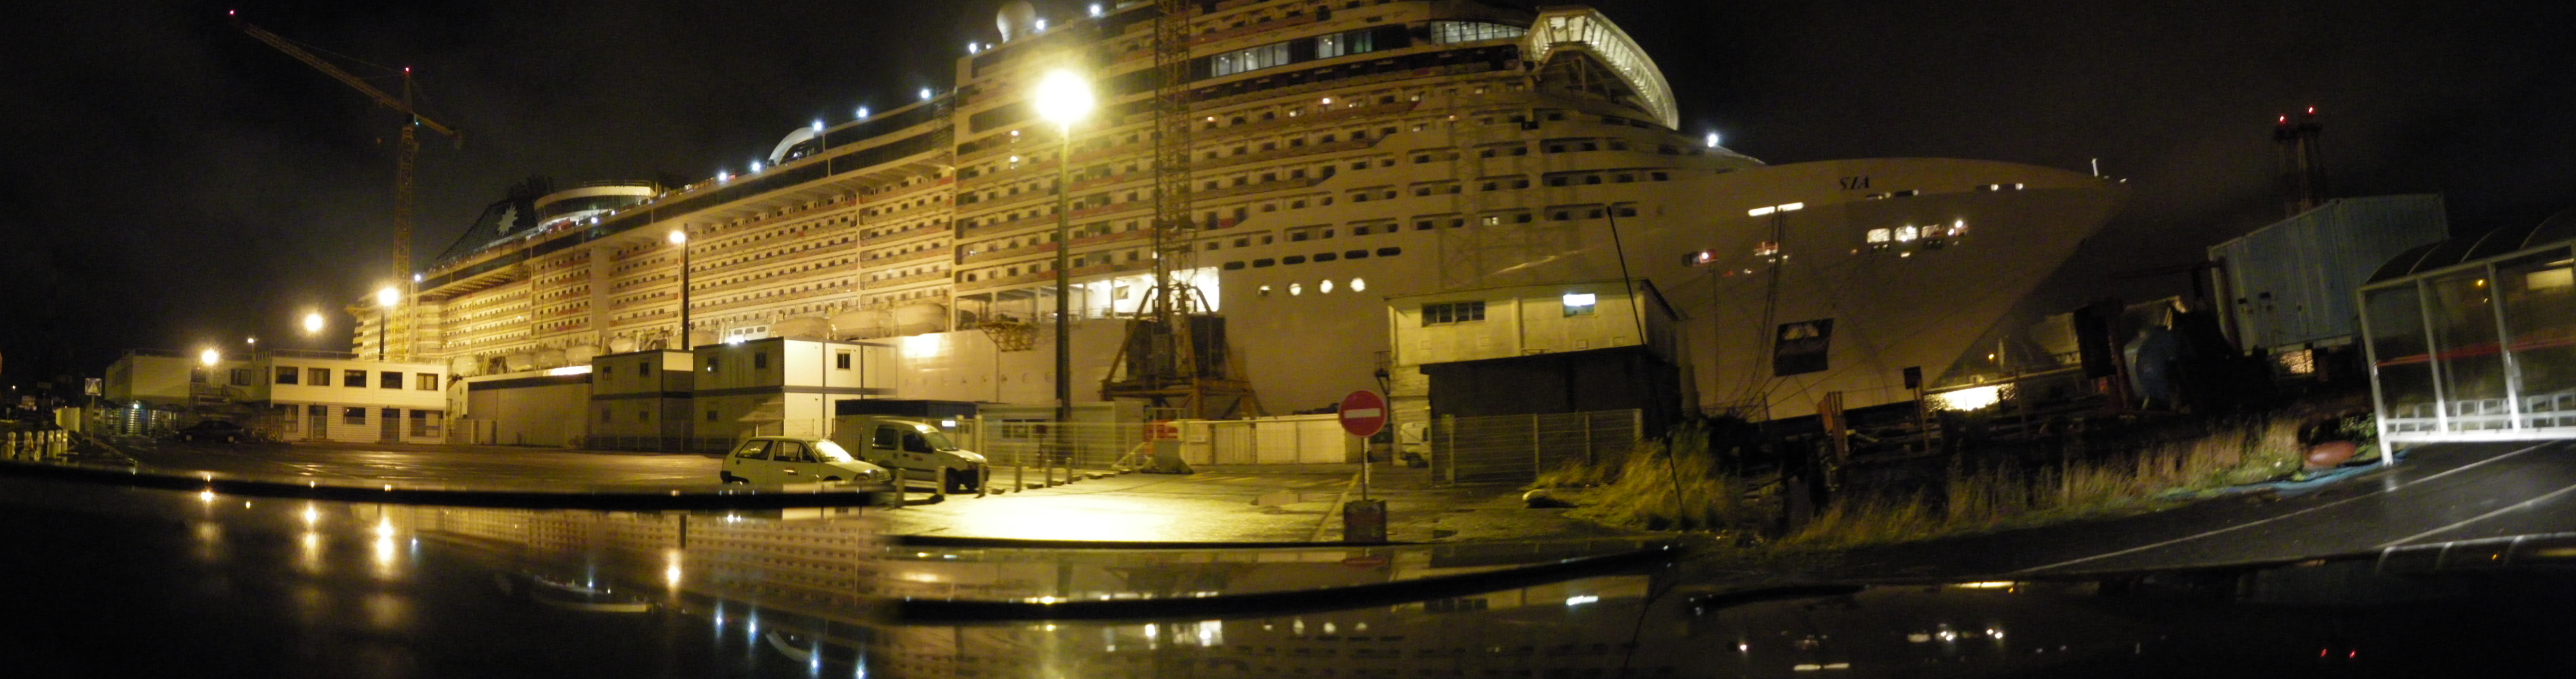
left=1782, top=414, right=2307, bottom=547
left=1546, top=413, right=2315, bottom=548
left=1544, top=426, right=1758, bottom=532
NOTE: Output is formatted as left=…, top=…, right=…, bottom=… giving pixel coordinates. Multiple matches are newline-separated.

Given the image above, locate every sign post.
left=1338, top=390, right=1390, bottom=543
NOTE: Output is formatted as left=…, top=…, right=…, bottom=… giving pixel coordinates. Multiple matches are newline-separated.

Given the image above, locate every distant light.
left=940, top=418, right=959, bottom=428
left=1564, top=595, right=1598, bottom=606
left=544, top=366, right=592, bottom=377
left=856, top=106, right=870, bottom=119
left=199, top=348, right=220, bottom=367
left=302, top=312, right=324, bottom=334
left=1705, top=132, right=1720, bottom=147
left=1748, top=206, right=1774, bottom=217
left=716, top=170, right=730, bottom=182
left=1033, top=18, right=1047, bottom=31
left=1563, top=292, right=1596, bottom=309
left=412, top=273, right=422, bottom=283
left=967, top=41, right=979, bottom=54
left=811, top=120, right=824, bottom=131
left=376, top=286, right=400, bottom=308
left=1288, top=283, right=1303, bottom=296
left=1349, top=278, right=1366, bottom=292
left=1778, top=202, right=1804, bottom=212
left=749, top=160, right=764, bottom=173
left=1319, top=279, right=1335, bottom=294
left=668, top=230, right=687, bottom=245
left=724, top=336, right=744, bottom=345
left=1089, top=4, right=1103, bottom=17
left=245, top=336, right=256, bottom=346
left=919, top=87, right=933, bottom=101
left=1952, top=580, right=2019, bottom=589
left=1931, top=387, right=2003, bottom=411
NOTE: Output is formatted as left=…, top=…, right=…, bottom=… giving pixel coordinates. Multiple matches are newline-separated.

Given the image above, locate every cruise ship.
left=388, top=0, right=2125, bottom=427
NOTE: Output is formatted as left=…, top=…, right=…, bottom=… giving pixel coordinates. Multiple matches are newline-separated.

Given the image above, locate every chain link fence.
left=1430, top=410, right=1643, bottom=484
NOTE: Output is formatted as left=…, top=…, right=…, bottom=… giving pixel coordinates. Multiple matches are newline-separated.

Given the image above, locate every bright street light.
left=1032, top=66, right=1094, bottom=475
left=199, top=348, right=220, bottom=367
left=302, top=312, right=324, bottom=335
left=1032, top=69, right=1096, bottom=133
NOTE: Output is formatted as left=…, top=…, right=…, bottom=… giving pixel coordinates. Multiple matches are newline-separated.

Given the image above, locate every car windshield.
left=812, top=439, right=856, bottom=462
left=913, top=426, right=959, bottom=451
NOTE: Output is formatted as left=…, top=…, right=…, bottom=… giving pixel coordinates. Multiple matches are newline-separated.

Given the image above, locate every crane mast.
left=232, top=12, right=459, bottom=361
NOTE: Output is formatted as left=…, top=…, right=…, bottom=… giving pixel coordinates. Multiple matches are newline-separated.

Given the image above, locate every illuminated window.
left=1866, top=229, right=1892, bottom=243
left=1320, top=279, right=1336, bottom=294
left=1895, top=226, right=1919, bottom=242
left=1289, top=283, right=1303, bottom=296
left=1562, top=292, right=1597, bottom=317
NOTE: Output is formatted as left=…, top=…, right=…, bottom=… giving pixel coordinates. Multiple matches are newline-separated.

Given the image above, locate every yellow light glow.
left=1951, top=580, right=2019, bottom=589
left=1032, top=69, right=1096, bottom=130
left=900, top=333, right=944, bottom=359
left=668, top=230, right=687, bottom=245
left=1930, top=386, right=2003, bottom=411
left=199, top=348, right=220, bottom=367
left=302, top=312, right=324, bottom=334
left=376, top=286, right=400, bottom=308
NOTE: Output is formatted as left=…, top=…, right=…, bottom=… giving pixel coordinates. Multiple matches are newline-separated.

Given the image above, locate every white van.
left=718, top=436, right=890, bottom=486
left=836, top=417, right=989, bottom=493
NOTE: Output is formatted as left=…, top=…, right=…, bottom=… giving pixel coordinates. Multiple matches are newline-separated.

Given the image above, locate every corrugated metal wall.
left=2211, top=195, right=2448, bottom=350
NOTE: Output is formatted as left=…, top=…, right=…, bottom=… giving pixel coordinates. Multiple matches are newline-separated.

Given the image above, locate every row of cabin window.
left=1220, top=247, right=1404, bottom=270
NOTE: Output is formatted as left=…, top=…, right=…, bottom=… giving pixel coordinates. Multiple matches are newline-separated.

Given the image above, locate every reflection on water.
left=9, top=470, right=2576, bottom=677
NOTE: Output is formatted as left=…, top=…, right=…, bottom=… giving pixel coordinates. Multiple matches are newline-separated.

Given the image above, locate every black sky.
left=4, top=0, right=2572, bottom=387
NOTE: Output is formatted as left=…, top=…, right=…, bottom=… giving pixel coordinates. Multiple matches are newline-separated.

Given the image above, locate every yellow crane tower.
left=229, top=11, right=460, bottom=361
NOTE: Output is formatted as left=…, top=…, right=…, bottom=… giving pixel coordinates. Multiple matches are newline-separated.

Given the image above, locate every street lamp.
left=669, top=229, right=692, bottom=349
left=375, top=286, right=399, bottom=361
left=200, top=348, right=220, bottom=367
left=302, top=312, right=324, bottom=336
left=1033, top=68, right=1094, bottom=445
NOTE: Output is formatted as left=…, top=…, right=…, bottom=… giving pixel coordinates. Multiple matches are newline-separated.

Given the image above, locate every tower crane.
left=228, top=11, right=460, bottom=361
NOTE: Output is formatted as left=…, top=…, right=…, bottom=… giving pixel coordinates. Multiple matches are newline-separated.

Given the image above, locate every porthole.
left=1320, top=279, right=1336, bottom=294
left=1350, top=278, right=1367, bottom=292
left=1289, top=283, right=1303, bottom=296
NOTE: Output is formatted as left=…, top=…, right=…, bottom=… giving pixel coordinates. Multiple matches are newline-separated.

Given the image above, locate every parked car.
left=830, top=416, right=990, bottom=493
left=717, top=436, right=890, bottom=486
left=173, top=420, right=248, bottom=444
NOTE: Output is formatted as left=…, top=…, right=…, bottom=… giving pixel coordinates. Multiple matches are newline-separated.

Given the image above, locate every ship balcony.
left=864, top=247, right=951, bottom=267
left=863, top=271, right=951, bottom=289
left=863, top=219, right=954, bottom=245
left=955, top=260, right=1149, bottom=293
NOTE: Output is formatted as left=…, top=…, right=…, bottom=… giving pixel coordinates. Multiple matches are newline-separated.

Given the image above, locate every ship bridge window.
left=1429, top=21, right=1528, bottom=44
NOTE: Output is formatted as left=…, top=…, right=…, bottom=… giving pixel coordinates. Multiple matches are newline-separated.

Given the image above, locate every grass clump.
left=1547, top=413, right=2318, bottom=548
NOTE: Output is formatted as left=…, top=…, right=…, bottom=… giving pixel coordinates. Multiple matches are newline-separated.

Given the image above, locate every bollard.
left=1015, top=462, right=1027, bottom=491
left=977, top=465, right=989, bottom=498
left=933, top=467, right=949, bottom=501
left=890, top=467, right=910, bottom=509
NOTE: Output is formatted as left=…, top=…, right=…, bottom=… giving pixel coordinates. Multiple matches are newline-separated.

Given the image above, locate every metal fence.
left=1430, top=410, right=1643, bottom=484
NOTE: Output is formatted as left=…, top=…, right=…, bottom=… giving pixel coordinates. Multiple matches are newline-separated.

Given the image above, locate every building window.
left=754, top=352, right=769, bottom=370
left=344, top=370, right=366, bottom=387
left=1422, top=300, right=1487, bottom=325
left=380, top=371, right=402, bottom=389
left=229, top=369, right=251, bottom=386
left=1427, top=21, right=1526, bottom=44
left=640, top=361, right=653, bottom=375
left=638, top=411, right=652, bottom=423
left=837, top=351, right=853, bottom=370
left=274, top=367, right=299, bottom=385
left=309, top=368, right=331, bottom=385
left=417, top=373, right=438, bottom=390
left=601, top=409, right=614, bottom=423
left=707, top=410, right=720, bottom=422
left=706, top=357, right=720, bottom=373
left=344, top=407, right=367, bottom=426
left=1563, top=292, right=1599, bottom=317
left=411, top=410, right=438, bottom=437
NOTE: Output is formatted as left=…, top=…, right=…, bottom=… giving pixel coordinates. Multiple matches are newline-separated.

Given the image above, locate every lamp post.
left=670, top=229, right=692, bottom=349
left=375, top=287, right=399, bottom=361
left=1033, top=68, right=1094, bottom=479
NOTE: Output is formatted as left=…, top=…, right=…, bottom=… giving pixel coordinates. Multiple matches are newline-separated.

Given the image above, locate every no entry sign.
left=1339, top=390, right=1388, bottom=437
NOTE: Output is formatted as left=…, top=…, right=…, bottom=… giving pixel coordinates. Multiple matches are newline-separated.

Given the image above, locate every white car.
left=718, top=436, right=890, bottom=486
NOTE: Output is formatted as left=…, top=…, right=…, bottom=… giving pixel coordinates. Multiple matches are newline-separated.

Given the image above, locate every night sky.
left=4, top=0, right=2571, bottom=389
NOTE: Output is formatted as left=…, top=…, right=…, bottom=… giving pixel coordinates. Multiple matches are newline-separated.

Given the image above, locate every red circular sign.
left=1338, top=390, right=1388, bottom=437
